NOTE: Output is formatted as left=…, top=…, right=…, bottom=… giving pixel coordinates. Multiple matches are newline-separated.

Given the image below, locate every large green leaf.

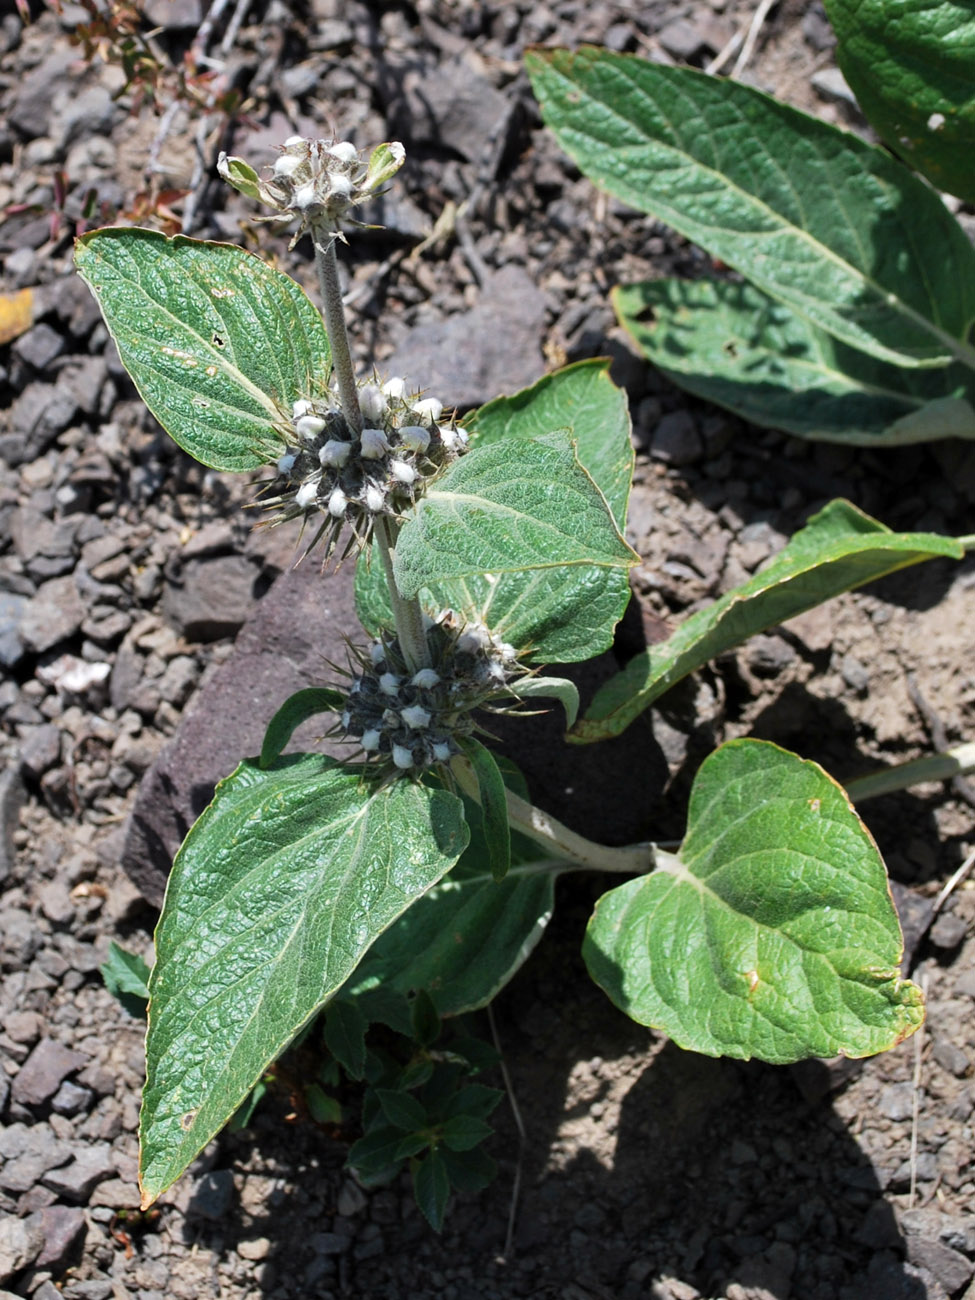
left=356, top=361, right=635, bottom=663
left=825, top=0, right=975, bottom=203
left=394, top=430, right=637, bottom=600
left=75, top=228, right=332, bottom=471
left=344, top=765, right=559, bottom=1028
left=584, top=740, right=925, bottom=1062
left=573, top=500, right=962, bottom=743
left=616, top=279, right=975, bottom=445
left=139, top=754, right=467, bottom=1207
left=526, top=47, right=975, bottom=369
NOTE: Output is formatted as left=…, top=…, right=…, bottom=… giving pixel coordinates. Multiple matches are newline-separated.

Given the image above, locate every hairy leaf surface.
left=140, top=755, right=467, bottom=1206
left=75, top=228, right=331, bottom=470
left=585, top=740, right=925, bottom=1062
left=573, top=500, right=962, bottom=742
left=526, top=47, right=975, bottom=367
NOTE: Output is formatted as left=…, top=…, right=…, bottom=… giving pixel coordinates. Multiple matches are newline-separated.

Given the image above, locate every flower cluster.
left=261, top=377, right=469, bottom=559
left=218, top=137, right=405, bottom=240
left=341, top=613, right=522, bottom=774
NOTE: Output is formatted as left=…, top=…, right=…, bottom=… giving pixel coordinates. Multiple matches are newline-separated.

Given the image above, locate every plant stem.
left=845, top=741, right=975, bottom=802
left=956, top=534, right=975, bottom=551
left=373, top=516, right=432, bottom=673
left=311, top=223, right=362, bottom=436
left=451, top=755, right=660, bottom=875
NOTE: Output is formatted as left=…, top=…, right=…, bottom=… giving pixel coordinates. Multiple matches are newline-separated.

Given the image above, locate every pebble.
left=12, top=325, right=65, bottom=375
left=187, top=1169, right=236, bottom=1221
left=0, top=1217, right=44, bottom=1286
left=30, top=1203, right=87, bottom=1272
left=19, top=575, right=85, bottom=653
left=41, top=1144, right=115, bottom=1202
left=10, top=1038, right=89, bottom=1109
left=932, top=1039, right=970, bottom=1078
left=162, top=554, right=261, bottom=641
left=650, top=411, right=703, bottom=466
left=931, top=913, right=968, bottom=951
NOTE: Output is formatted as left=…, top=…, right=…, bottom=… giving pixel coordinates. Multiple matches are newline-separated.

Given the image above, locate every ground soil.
left=1, top=3, right=974, bottom=1299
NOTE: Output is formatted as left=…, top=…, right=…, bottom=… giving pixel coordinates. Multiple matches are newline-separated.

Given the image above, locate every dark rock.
left=12, top=324, right=65, bottom=374
left=905, top=1236, right=974, bottom=1294
left=4, top=383, right=79, bottom=465
left=8, top=48, right=75, bottom=137
left=162, top=553, right=264, bottom=641
left=0, top=763, right=26, bottom=885
left=0, top=1216, right=44, bottom=1286
left=50, top=1081, right=93, bottom=1118
left=30, top=1204, right=87, bottom=1273
left=41, top=1145, right=115, bottom=1202
left=889, top=881, right=934, bottom=971
left=11, top=1038, right=90, bottom=1109
left=651, top=411, right=703, bottom=466
left=188, top=1169, right=236, bottom=1221
left=388, top=53, right=511, bottom=163
left=932, top=1039, right=970, bottom=1078
left=20, top=575, right=85, bottom=653
left=385, top=266, right=547, bottom=410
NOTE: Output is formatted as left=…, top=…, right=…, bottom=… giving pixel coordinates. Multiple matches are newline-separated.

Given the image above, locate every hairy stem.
left=373, top=516, right=432, bottom=673
left=451, top=756, right=660, bottom=875
left=311, top=224, right=362, bottom=436
left=845, top=741, right=975, bottom=802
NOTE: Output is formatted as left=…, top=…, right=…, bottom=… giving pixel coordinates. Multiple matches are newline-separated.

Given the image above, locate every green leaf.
left=347, top=1126, right=407, bottom=1182
left=100, top=941, right=150, bottom=1019
left=615, top=279, right=975, bottom=445
left=825, top=0, right=975, bottom=203
left=584, top=740, right=925, bottom=1063
left=456, top=737, right=510, bottom=882
left=74, top=228, right=332, bottom=471
left=526, top=48, right=975, bottom=368
left=410, top=989, right=441, bottom=1048
left=260, top=688, right=346, bottom=768
left=394, top=431, right=637, bottom=598
left=440, top=1114, right=494, bottom=1152
left=323, top=999, right=367, bottom=1080
left=357, top=360, right=635, bottom=663
left=414, top=1149, right=450, bottom=1231
left=375, top=1087, right=428, bottom=1133
left=506, top=674, right=580, bottom=729
left=139, top=754, right=467, bottom=1207
left=343, top=763, right=558, bottom=1026
left=440, top=1144, right=497, bottom=1193
left=444, top=1083, right=504, bottom=1122
left=393, top=1132, right=431, bottom=1161
left=573, top=500, right=962, bottom=743
left=304, top=1084, right=342, bottom=1126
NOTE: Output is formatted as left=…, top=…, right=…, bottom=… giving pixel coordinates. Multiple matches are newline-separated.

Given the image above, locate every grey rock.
left=5, top=246, right=37, bottom=289
left=839, top=653, right=869, bottom=693
left=0, top=590, right=27, bottom=668
left=0, top=1216, right=44, bottom=1285
left=905, top=1236, right=974, bottom=1293
left=336, top=1179, right=368, bottom=1216
left=12, top=324, right=65, bottom=374
left=878, top=1081, right=914, bottom=1122
left=143, top=0, right=202, bottom=25
left=188, top=1168, right=236, bottom=1221
left=51, top=85, right=117, bottom=151
left=20, top=575, right=85, bottom=653
left=0, top=1128, right=73, bottom=1195
left=50, top=1081, right=93, bottom=1118
left=30, top=1204, right=86, bottom=1272
left=0, top=907, right=41, bottom=968
left=932, top=1038, right=970, bottom=1078
left=0, top=763, right=26, bottom=885
left=310, top=1231, right=352, bottom=1255
left=385, top=266, right=547, bottom=411
left=8, top=49, right=75, bottom=137
left=930, top=911, right=968, bottom=950
left=812, top=66, right=858, bottom=110
left=657, top=18, right=711, bottom=61
left=61, top=1281, right=114, bottom=1300
left=11, top=1038, right=90, bottom=1108
left=20, top=724, right=62, bottom=779
left=4, top=383, right=79, bottom=464
left=162, top=554, right=263, bottom=641
left=889, top=880, right=934, bottom=972
left=41, top=1144, right=115, bottom=1202
left=389, top=53, right=510, bottom=163
left=36, top=879, right=75, bottom=927
left=651, top=411, right=703, bottom=466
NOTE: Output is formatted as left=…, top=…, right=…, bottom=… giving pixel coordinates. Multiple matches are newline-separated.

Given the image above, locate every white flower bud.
left=412, top=397, right=443, bottom=424
left=392, top=744, right=415, bottom=770
left=458, top=625, right=489, bottom=653
left=364, top=484, right=385, bottom=513
left=284, top=135, right=307, bottom=147
left=329, top=173, right=353, bottom=200
left=327, top=487, right=348, bottom=517
left=397, top=425, right=430, bottom=454
left=370, top=642, right=386, bottom=666
left=360, top=427, right=390, bottom=459
left=292, top=399, right=313, bottom=418
left=432, top=741, right=452, bottom=763
left=411, top=668, right=440, bottom=689
left=359, top=385, right=387, bottom=422
left=294, top=181, right=319, bottom=210
left=401, top=704, right=431, bottom=730
left=360, top=729, right=381, bottom=752
left=382, top=376, right=407, bottom=400
left=329, top=141, right=359, bottom=163
left=277, top=452, right=296, bottom=475
left=295, top=481, right=318, bottom=509
left=296, top=414, right=326, bottom=440
left=273, top=154, right=303, bottom=178
left=380, top=672, right=400, bottom=696
left=390, top=459, right=416, bottom=485
left=319, top=439, right=351, bottom=468
left=341, top=709, right=351, bottom=728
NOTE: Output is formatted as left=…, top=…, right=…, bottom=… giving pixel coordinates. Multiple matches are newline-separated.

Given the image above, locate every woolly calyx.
left=217, top=137, right=405, bottom=242
left=258, top=376, right=469, bottom=561
left=338, top=612, right=524, bottom=775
